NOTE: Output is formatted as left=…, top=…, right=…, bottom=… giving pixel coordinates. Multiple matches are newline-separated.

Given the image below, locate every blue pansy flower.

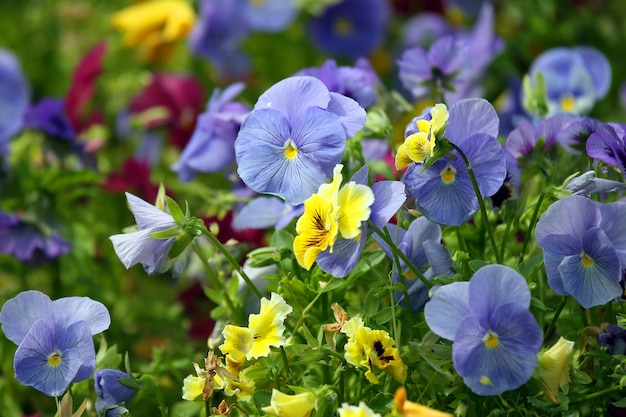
left=232, top=196, right=303, bottom=231
left=425, top=265, right=542, bottom=395
left=535, top=195, right=626, bottom=308
left=240, top=0, right=297, bottom=32
left=235, top=76, right=365, bottom=205
left=95, top=369, right=138, bottom=416
left=308, top=0, right=389, bottom=59
left=315, top=165, right=407, bottom=278
left=528, top=46, right=611, bottom=117
left=402, top=99, right=506, bottom=226
left=0, top=48, right=29, bottom=159
left=109, top=192, right=190, bottom=275
left=172, top=82, right=249, bottom=182
left=374, top=216, right=454, bottom=311
left=0, top=290, right=110, bottom=397
left=296, top=58, right=379, bottom=108
left=586, top=123, right=626, bottom=176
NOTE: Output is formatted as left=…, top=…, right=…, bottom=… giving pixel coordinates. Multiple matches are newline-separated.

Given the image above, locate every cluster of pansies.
left=2, top=1, right=626, bottom=417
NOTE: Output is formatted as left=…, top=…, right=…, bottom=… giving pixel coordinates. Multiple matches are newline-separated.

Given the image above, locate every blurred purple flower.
left=505, top=116, right=570, bottom=159
left=374, top=217, right=454, bottom=311
left=188, top=0, right=251, bottom=78
left=535, top=196, right=626, bottom=308
left=402, top=12, right=452, bottom=49
left=240, top=0, right=297, bottom=32
left=235, top=76, right=365, bottom=204
left=232, top=197, right=303, bottom=231
left=528, top=46, right=611, bottom=116
left=296, top=58, right=379, bottom=108
left=403, top=99, right=506, bottom=226
left=308, top=0, right=390, bottom=59
left=0, top=48, right=29, bottom=157
left=95, top=369, right=138, bottom=415
left=0, top=290, right=110, bottom=397
left=425, top=265, right=542, bottom=395
left=598, top=324, right=626, bottom=356
left=172, top=82, right=249, bottom=182
left=586, top=123, right=626, bottom=176
left=0, top=211, right=70, bottom=265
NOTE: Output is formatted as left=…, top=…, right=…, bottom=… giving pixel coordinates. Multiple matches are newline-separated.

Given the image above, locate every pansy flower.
left=307, top=0, right=390, bottom=59
left=0, top=290, right=110, bottom=397
left=598, top=324, right=626, bottom=356
left=535, top=195, right=626, bottom=308
left=536, top=337, right=574, bottom=403
left=338, top=401, right=381, bottom=417
left=240, top=0, right=297, bottom=33
left=341, top=317, right=407, bottom=384
left=424, top=265, right=542, bottom=395
left=172, top=82, right=249, bottom=182
left=586, top=123, right=626, bottom=177
left=400, top=99, right=506, bottom=226
left=394, top=387, right=453, bottom=417
left=94, top=369, right=138, bottom=416
left=504, top=116, right=570, bottom=159
left=0, top=48, right=29, bottom=159
left=261, top=389, right=316, bottom=417
left=527, top=46, right=611, bottom=117
left=219, top=293, right=292, bottom=361
left=235, top=76, right=365, bottom=205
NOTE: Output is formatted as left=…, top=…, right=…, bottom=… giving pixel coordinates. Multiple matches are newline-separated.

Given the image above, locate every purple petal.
left=109, top=229, right=175, bottom=271
left=51, top=297, right=110, bottom=336
left=326, top=92, right=366, bottom=138
left=232, top=197, right=287, bottom=230
left=599, top=202, right=626, bottom=265
left=424, top=281, right=470, bottom=341
left=369, top=181, right=406, bottom=228
left=316, top=235, right=367, bottom=278
left=446, top=98, right=499, bottom=144
left=0, top=290, right=52, bottom=345
left=254, top=76, right=330, bottom=123
left=457, top=133, right=506, bottom=198
left=468, top=265, right=531, bottom=318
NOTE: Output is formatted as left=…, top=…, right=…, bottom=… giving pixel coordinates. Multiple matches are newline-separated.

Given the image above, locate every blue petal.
left=14, top=320, right=81, bottom=397
left=468, top=265, right=531, bottom=318
left=95, top=369, right=137, bottom=404
left=326, top=92, right=366, bottom=138
left=453, top=303, right=541, bottom=395
left=423, top=240, right=453, bottom=277
left=424, top=281, right=470, bottom=341
left=316, top=234, right=367, bottom=278
left=349, top=164, right=369, bottom=185
left=535, top=196, right=601, bottom=245
left=573, top=46, right=611, bottom=98
left=232, top=197, right=286, bottom=230
left=404, top=217, right=442, bottom=265
left=446, top=98, right=499, bottom=144
left=372, top=223, right=407, bottom=261
left=125, top=193, right=175, bottom=231
left=51, top=297, right=110, bottom=337
left=397, top=47, right=432, bottom=98
left=539, top=233, right=582, bottom=295
left=369, top=181, right=406, bottom=229
left=558, top=228, right=622, bottom=308
left=599, top=201, right=626, bottom=266
left=58, top=321, right=96, bottom=382
left=0, top=290, right=52, bottom=345
left=242, top=0, right=296, bottom=32
left=456, top=133, right=506, bottom=198
left=109, top=229, right=175, bottom=271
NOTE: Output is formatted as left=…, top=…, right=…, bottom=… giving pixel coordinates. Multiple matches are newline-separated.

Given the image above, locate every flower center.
left=480, top=375, right=492, bottom=386
left=47, top=351, right=62, bottom=367
left=483, top=331, right=499, bottom=349
left=581, top=252, right=594, bottom=267
left=333, top=18, right=352, bottom=36
left=284, top=139, right=298, bottom=160
left=440, top=163, right=457, bottom=184
left=560, top=93, right=576, bottom=113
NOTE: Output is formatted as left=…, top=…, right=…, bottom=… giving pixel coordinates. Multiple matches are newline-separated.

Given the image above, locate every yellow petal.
left=262, top=389, right=316, bottom=417
left=430, top=103, right=449, bottom=137
left=404, top=131, right=432, bottom=163
left=219, top=325, right=252, bottom=362
left=317, top=164, right=344, bottom=203
left=337, top=182, right=374, bottom=239
left=416, top=119, right=431, bottom=133
left=395, top=143, right=414, bottom=170
left=294, top=194, right=338, bottom=269
left=182, top=375, right=206, bottom=401
left=537, top=337, right=574, bottom=403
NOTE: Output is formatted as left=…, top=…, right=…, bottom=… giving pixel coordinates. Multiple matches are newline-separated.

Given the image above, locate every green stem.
left=544, top=297, right=567, bottom=341
left=365, top=257, right=400, bottom=344
left=571, top=384, right=623, bottom=404
left=280, top=346, right=291, bottom=381
left=201, top=229, right=262, bottom=299
left=292, top=277, right=335, bottom=335
left=499, top=213, right=513, bottom=262
left=368, top=221, right=432, bottom=289
left=448, top=142, right=502, bottom=264
left=518, top=192, right=545, bottom=266
left=383, top=226, right=413, bottom=312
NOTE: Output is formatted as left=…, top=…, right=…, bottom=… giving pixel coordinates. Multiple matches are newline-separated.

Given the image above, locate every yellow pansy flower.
left=394, top=104, right=449, bottom=169
left=537, top=337, right=575, bottom=403
left=393, top=387, right=453, bottom=417
left=181, top=375, right=205, bottom=401
left=111, top=0, right=195, bottom=63
left=262, top=389, right=316, bottom=417
left=338, top=402, right=381, bottom=417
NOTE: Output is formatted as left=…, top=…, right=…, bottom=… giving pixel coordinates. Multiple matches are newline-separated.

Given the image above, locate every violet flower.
left=586, top=123, right=626, bottom=177
left=598, top=324, right=626, bottom=356
left=505, top=116, right=570, bottom=159
left=240, top=0, right=297, bottom=32
left=232, top=197, right=304, bottom=231
left=425, top=265, right=542, bottom=395
left=0, top=48, right=29, bottom=158
left=535, top=195, right=626, bottom=308
left=308, top=0, right=390, bottom=59
left=0, top=290, right=110, bottom=397
left=172, top=82, right=249, bottom=182
left=235, top=76, right=365, bottom=205
left=95, top=369, right=138, bottom=416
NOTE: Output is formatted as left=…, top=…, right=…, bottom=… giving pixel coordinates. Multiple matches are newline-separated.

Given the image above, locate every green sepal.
left=422, top=137, right=455, bottom=171
left=165, top=196, right=186, bottom=225
left=150, top=226, right=181, bottom=240
left=168, top=232, right=194, bottom=259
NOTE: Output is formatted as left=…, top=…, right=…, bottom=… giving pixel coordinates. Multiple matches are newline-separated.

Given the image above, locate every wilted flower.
left=338, top=401, right=381, bottom=417
left=235, top=76, right=365, bottom=205
left=537, top=337, right=575, bottom=403
left=308, top=0, right=389, bottom=59
left=424, top=265, right=542, bottom=395
left=111, top=0, right=195, bottom=62
left=0, top=290, right=110, bottom=397
left=527, top=46, right=611, bottom=117
left=261, top=389, right=316, bottom=417
left=182, top=351, right=234, bottom=401
left=535, top=195, right=626, bottom=308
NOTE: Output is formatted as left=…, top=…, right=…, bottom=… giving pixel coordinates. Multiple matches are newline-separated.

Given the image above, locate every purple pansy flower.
left=240, top=0, right=297, bottom=32
left=172, top=82, right=249, bottom=182
left=95, top=369, right=138, bottom=416
left=296, top=58, right=379, bottom=108
left=23, top=98, right=76, bottom=142
left=109, top=192, right=189, bottom=275
left=402, top=12, right=452, bottom=49
left=598, top=324, right=626, bottom=356
left=425, top=265, right=542, bottom=395
left=505, top=116, right=570, bottom=159
left=374, top=217, right=454, bottom=311
left=0, top=48, right=29, bottom=158
left=0, top=290, right=110, bottom=397
left=402, top=99, right=506, bottom=226
left=528, top=46, right=611, bottom=117
left=235, top=76, right=365, bottom=204
left=0, top=211, right=70, bottom=264
left=315, top=165, right=407, bottom=278
left=586, top=123, right=626, bottom=177
left=535, top=196, right=626, bottom=308
left=308, top=0, right=390, bottom=59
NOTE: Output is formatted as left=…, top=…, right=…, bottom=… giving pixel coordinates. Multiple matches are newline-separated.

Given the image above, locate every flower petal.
left=424, top=281, right=470, bottom=341
left=316, top=235, right=367, bottom=278
left=446, top=98, right=499, bottom=144
left=369, top=181, right=406, bottom=229
left=125, top=192, right=175, bottom=230
left=51, top=297, right=110, bottom=337
left=0, top=290, right=52, bottom=345
left=468, top=265, right=531, bottom=317
left=327, top=92, right=366, bottom=138
left=254, top=76, right=330, bottom=123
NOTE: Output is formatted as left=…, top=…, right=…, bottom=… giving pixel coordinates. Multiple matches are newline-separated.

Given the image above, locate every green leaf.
left=165, top=196, right=186, bottom=224
left=364, top=289, right=380, bottom=318
left=519, top=255, right=543, bottom=278
left=271, top=229, right=295, bottom=250
left=468, top=259, right=489, bottom=272
left=530, top=296, right=547, bottom=311
left=374, top=307, right=393, bottom=325
left=150, top=226, right=181, bottom=240
left=253, top=389, right=272, bottom=413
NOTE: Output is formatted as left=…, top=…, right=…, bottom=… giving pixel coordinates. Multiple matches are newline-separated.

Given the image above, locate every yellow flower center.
left=581, top=252, right=594, bottom=267
left=333, top=18, right=352, bottom=36
left=48, top=351, right=62, bottom=367
left=483, top=331, right=499, bottom=349
left=560, top=93, right=576, bottom=113
left=284, top=139, right=298, bottom=159
left=480, top=375, right=492, bottom=386
left=440, top=164, right=456, bottom=184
